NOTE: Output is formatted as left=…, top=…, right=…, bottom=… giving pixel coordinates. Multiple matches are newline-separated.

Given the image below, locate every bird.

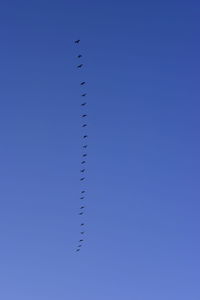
left=81, top=102, right=87, bottom=106
left=82, top=154, right=87, bottom=157
left=83, top=145, right=88, bottom=148
left=79, top=212, right=83, bottom=215
left=79, top=239, right=84, bottom=242
left=81, top=161, right=86, bottom=164
left=81, top=223, right=84, bottom=226
left=77, top=54, right=82, bottom=58
left=75, top=39, right=80, bottom=43
left=80, top=168, right=85, bottom=172
left=80, top=196, right=85, bottom=199
left=77, top=64, right=83, bottom=68
left=78, top=245, right=82, bottom=247
left=82, top=124, right=87, bottom=127
left=76, top=249, right=80, bottom=252
left=81, top=190, right=85, bottom=193
left=80, top=231, right=85, bottom=234
left=83, top=135, right=88, bottom=138
left=81, top=93, right=87, bottom=97
left=82, top=114, right=87, bottom=117
left=80, top=177, right=85, bottom=181
left=80, top=206, right=85, bottom=209
left=80, top=81, right=86, bottom=85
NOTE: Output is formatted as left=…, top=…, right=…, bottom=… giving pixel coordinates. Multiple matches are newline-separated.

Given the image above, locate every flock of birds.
left=75, top=39, right=87, bottom=252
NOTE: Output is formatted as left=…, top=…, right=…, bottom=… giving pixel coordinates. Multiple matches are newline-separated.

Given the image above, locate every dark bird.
left=80, top=177, right=85, bottom=181
left=82, top=114, right=87, bottom=117
left=77, top=64, right=83, bottom=68
left=82, top=124, right=87, bottom=127
left=79, top=239, right=84, bottom=242
left=81, top=223, right=84, bottom=226
left=78, top=245, right=82, bottom=247
left=80, top=206, right=85, bottom=209
left=80, top=197, right=85, bottom=199
left=77, top=54, right=82, bottom=58
left=81, top=190, right=85, bottom=193
left=80, top=81, right=86, bottom=85
left=81, top=161, right=86, bottom=164
left=81, top=102, right=87, bottom=106
left=76, top=249, right=80, bottom=252
left=81, top=93, right=87, bottom=97
left=83, top=145, right=88, bottom=148
left=80, top=169, right=85, bottom=173
left=75, top=39, right=80, bottom=43
left=82, top=154, right=87, bottom=157
left=79, top=212, right=83, bottom=215
left=81, top=231, right=85, bottom=234
left=83, top=135, right=88, bottom=139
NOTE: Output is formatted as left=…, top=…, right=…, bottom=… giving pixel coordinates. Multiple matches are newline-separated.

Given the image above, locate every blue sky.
left=0, top=0, right=200, bottom=299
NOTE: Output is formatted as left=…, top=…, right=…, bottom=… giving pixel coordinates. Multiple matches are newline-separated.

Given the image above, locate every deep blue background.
left=0, top=1, right=200, bottom=299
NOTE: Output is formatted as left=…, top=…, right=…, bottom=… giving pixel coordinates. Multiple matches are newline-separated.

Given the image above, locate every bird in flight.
left=80, top=196, right=85, bottom=200
left=76, top=249, right=80, bottom=252
left=77, top=64, right=83, bottom=68
left=83, top=135, right=88, bottom=139
left=80, top=81, right=86, bottom=85
left=81, top=231, right=85, bottom=234
left=75, top=39, right=80, bottom=43
left=82, top=124, right=87, bottom=127
left=82, top=114, right=87, bottom=117
left=81, top=161, right=86, bottom=164
left=80, top=206, right=85, bottom=209
left=82, top=154, right=87, bottom=157
left=79, top=239, right=84, bottom=242
left=77, top=54, right=82, bottom=58
left=83, top=145, right=88, bottom=148
left=81, top=93, right=87, bottom=97
left=79, top=212, right=84, bottom=215
left=80, top=169, right=85, bottom=173
left=81, top=223, right=84, bottom=226
left=81, top=190, right=85, bottom=193
left=80, top=177, right=85, bottom=181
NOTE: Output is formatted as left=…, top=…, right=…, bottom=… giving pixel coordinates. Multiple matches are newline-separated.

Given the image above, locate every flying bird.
left=78, top=245, right=82, bottom=247
left=80, top=196, right=85, bottom=200
left=79, top=212, right=84, bottom=215
left=75, top=39, right=80, bottom=43
left=81, top=102, right=87, bottom=106
left=80, top=177, right=85, bottom=181
left=81, top=223, right=84, bottom=226
left=81, top=231, right=85, bottom=234
left=77, top=54, right=82, bottom=58
left=80, top=81, right=86, bottom=85
left=81, top=161, right=86, bottom=164
left=77, top=64, right=83, bottom=68
left=83, top=135, right=88, bottom=138
left=80, top=206, right=85, bottom=209
left=81, top=93, right=87, bottom=97
left=79, top=239, right=84, bottom=242
left=82, top=124, right=87, bottom=127
left=81, top=190, right=85, bottom=193
left=82, top=154, right=87, bottom=157
left=76, top=249, right=80, bottom=252
left=80, top=169, right=85, bottom=173
left=82, top=114, right=87, bottom=117
left=83, top=145, right=88, bottom=148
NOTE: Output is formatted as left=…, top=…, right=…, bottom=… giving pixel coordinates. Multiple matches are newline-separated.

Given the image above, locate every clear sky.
left=0, top=0, right=200, bottom=299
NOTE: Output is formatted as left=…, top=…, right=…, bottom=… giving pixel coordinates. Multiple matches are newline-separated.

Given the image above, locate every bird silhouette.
left=81, top=102, right=87, bottom=106
left=81, top=223, right=84, bottom=226
left=79, top=212, right=84, bottom=215
left=79, top=239, right=84, bottom=242
left=82, top=114, right=87, bottom=117
left=77, top=54, right=82, bottom=58
left=83, top=145, right=88, bottom=148
left=81, top=231, right=85, bottom=234
left=80, top=177, right=85, bottom=181
left=77, top=64, right=83, bottom=68
left=81, top=161, right=86, bottom=164
left=80, top=206, right=85, bottom=209
left=80, top=81, right=86, bottom=85
left=75, top=39, right=80, bottom=43
left=83, top=135, right=88, bottom=139
left=82, top=124, right=87, bottom=127
left=81, top=93, right=87, bottom=97
left=80, top=196, right=85, bottom=200
left=82, top=154, right=87, bottom=157
left=80, top=169, right=85, bottom=173
left=81, top=191, right=85, bottom=193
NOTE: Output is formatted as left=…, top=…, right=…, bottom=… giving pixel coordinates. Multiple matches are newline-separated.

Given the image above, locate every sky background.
left=0, top=0, right=200, bottom=299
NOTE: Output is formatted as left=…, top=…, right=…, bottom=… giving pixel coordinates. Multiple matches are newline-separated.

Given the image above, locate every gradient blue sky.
left=0, top=1, right=200, bottom=299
